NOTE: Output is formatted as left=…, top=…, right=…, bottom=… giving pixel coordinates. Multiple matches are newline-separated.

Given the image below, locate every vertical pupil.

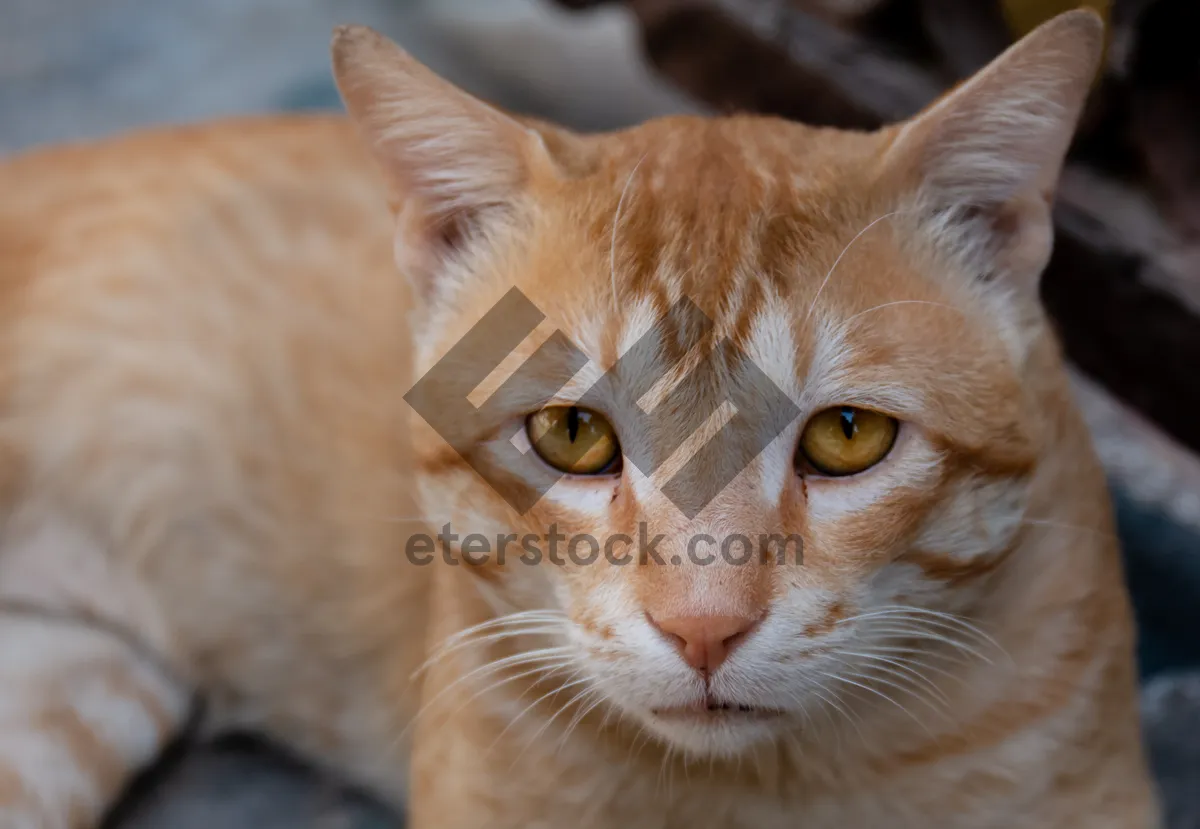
left=839, top=407, right=856, bottom=440
left=567, top=407, right=580, bottom=442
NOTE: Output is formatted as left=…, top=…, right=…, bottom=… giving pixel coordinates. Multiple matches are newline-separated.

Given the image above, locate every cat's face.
left=334, top=12, right=1102, bottom=757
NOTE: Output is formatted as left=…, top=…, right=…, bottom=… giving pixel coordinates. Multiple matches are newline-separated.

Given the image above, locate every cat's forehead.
left=581, top=114, right=883, bottom=193
left=527, top=116, right=899, bottom=310
left=514, top=116, right=940, bottom=349
left=579, top=118, right=882, bottom=242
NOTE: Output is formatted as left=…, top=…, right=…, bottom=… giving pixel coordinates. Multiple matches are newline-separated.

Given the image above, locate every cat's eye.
left=527, top=406, right=621, bottom=475
left=797, top=407, right=898, bottom=477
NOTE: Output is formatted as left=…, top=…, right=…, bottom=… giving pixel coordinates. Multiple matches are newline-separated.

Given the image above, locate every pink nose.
left=647, top=613, right=760, bottom=675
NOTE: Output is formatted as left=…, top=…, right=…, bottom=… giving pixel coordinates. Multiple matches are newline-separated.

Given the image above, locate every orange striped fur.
left=0, top=9, right=1158, bottom=828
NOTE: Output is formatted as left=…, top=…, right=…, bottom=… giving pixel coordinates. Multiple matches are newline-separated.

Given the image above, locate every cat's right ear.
left=331, top=26, right=551, bottom=298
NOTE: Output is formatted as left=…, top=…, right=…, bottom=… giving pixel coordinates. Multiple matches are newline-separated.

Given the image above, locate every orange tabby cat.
left=0, top=9, right=1160, bottom=828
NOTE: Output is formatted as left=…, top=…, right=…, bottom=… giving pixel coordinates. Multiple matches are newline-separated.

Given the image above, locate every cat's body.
left=0, top=117, right=427, bottom=820
left=0, top=11, right=1161, bottom=829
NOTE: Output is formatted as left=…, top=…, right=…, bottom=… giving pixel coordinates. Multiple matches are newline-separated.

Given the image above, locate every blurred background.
left=4, top=0, right=1199, bottom=827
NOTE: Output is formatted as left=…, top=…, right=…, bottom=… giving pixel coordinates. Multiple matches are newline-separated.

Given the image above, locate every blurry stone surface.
left=1143, top=672, right=1200, bottom=829
left=102, top=737, right=401, bottom=829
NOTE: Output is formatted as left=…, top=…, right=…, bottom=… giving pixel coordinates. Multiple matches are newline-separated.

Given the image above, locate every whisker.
left=812, top=685, right=864, bottom=746
left=552, top=689, right=608, bottom=755
left=833, top=660, right=950, bottom=722
left=610, top=153, right=649, bottom=309
left=852, top=644, right=976, bottom=684
left=441, top=659, right=578, bottom=728
left=837, top=649, right=951, bottom=706
left=657, top=744, right=673, bottom=798
left=888, top=606, right=999, bottom=639
left=804, top=211, right=903, bottom=324
left=831, top=672, right=934, bottom=737
left=840, top=605, right=1007, bottom=659
left=415, top=623, right=567, bottom=678
left=395, top=653, right=575, bottom=748
left=860, top=625, right=995, bottom=665
left=626, top=722, right=653, bottom=768
left=542, top=698, right=611, bottom=769
left=1019, top=518, right=1116, bottom=540
left=496, top=673, right=593, bottom=759
left=839, top=300, right=965, bottom=330
left=436, top=609, right=568, bottom=639
left=408, top=646, right=574, bottom=725
left=408, top=657, right=575, bottom=735
left=423, top=611, right=567, bottom=659
left=842, top=609, right=995, bottom=644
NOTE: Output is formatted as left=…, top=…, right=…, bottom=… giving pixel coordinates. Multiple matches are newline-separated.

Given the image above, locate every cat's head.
left=334, top=11, right=1103, bottom=758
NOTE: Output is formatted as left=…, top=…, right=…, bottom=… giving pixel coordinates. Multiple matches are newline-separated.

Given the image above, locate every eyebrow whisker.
left=838, top=300, right=967, bottom=332
left=804, top=211, right=903, bottom=325
left=610, top=153, right=649, bottom=310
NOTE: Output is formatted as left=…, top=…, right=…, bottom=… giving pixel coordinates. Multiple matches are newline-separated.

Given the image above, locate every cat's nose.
left=646, top=613, right=760, bottom=675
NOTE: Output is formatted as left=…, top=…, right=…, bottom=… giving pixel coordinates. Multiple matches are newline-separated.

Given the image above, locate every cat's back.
left=0, top=114, right=414, bottom=606
left=0, top=117, right=428, bottom=776
left=0, top=112, right=404, bottom=431
left=0, top=114, right=395, bottom=317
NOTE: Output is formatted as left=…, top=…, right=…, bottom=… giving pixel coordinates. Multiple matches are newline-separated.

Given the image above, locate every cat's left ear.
left=881, top=9, right=1104, bottom=286
left=331, top=26, right=554, bottom=297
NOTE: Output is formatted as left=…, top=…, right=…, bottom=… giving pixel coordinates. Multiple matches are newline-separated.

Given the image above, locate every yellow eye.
left=798, top=407, right=898, bottom=477
left=527, top=406, right=621, bottom=475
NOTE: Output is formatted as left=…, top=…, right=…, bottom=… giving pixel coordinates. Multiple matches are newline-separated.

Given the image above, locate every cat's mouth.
left=651, top=702, right=785, bottom=721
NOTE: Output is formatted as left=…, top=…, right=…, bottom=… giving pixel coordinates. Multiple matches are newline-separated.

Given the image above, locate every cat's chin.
left=641, top=706, right=788, bottom=756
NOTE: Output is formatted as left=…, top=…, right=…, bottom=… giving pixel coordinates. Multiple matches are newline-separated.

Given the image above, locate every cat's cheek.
left=859, top=558, right=953, bottom=612
left=861, top=475, right=1031, bottom=613
left=909, top=475, right=1029, bottom=562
